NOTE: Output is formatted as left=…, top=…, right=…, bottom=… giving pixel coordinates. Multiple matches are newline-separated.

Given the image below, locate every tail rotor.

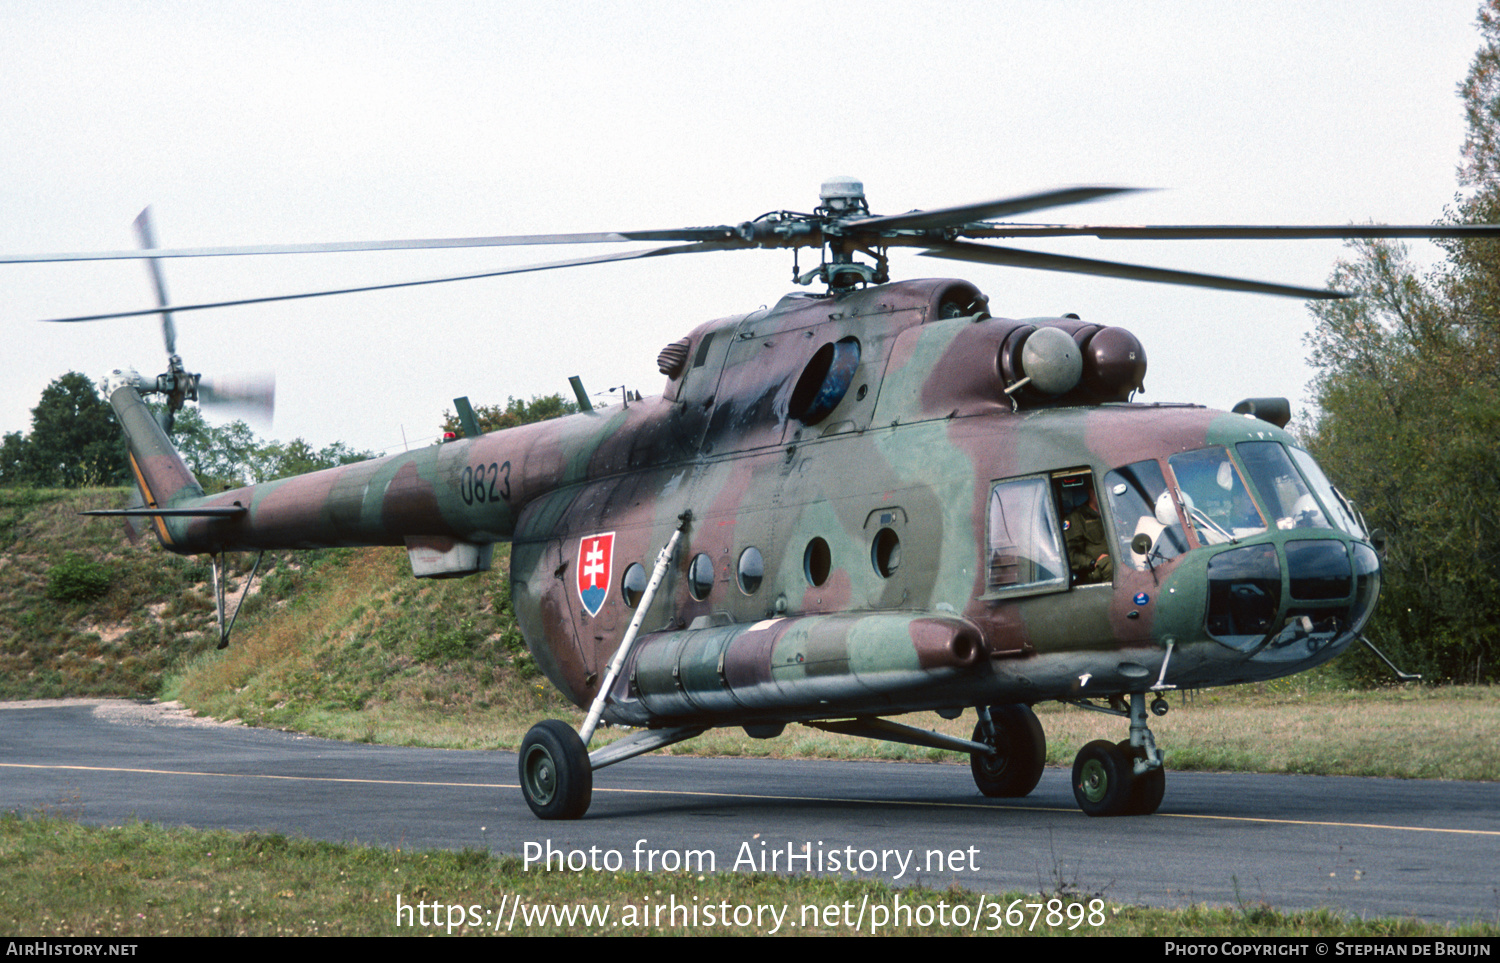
left=132, top=207, right=274, bottom=432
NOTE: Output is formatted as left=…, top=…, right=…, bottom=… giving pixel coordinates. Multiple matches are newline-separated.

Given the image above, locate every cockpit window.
left=1168, top=447, right=1266, bottom=545
left=1236, top=441, right=1332, bottom=531
left=1104, top=460, right=1188, bottom=569
left=1287, top=447, right=1367, bottom=538
left=986, top=476, right=1067, bottom=596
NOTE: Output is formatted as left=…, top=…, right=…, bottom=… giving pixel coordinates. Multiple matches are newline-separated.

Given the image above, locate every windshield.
left=1168, top=447, right=1265, bottom=545
left=1157, top=443, right=1366, bottom=549
left=1287, top=447, right=1367, bottom=538
left=1236, top=441, right=1331, bottom=531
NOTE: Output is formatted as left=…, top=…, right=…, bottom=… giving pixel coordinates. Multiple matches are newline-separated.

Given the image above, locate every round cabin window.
left=738, top=546, right=764, bottom=595
left=804, top=537, right=831, bottom=587
left=688, top=553, right=715, bottom=600
left=621, top=563, right=646, bottom=608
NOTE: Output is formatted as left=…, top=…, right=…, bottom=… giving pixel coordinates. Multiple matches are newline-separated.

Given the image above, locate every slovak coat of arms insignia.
left=576, top=532, right=615, bottom=617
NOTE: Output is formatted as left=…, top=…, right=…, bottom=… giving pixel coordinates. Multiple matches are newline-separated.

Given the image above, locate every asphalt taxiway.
left=2, top=699, right=1496, bottom=924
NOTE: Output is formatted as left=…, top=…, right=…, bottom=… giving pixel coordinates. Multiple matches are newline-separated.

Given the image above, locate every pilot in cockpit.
left=1059, top=477, right=1112, bottom=584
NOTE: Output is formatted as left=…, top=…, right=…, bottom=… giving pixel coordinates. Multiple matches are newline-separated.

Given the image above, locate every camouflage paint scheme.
left=112, top=277, right=1379, bottom=734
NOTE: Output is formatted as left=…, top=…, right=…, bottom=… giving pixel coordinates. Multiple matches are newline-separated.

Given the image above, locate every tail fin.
left=108, top=381, right=206, bottom=547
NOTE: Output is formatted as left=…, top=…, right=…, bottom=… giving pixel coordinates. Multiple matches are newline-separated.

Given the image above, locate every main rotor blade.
left=918, top=240, right=1347, bottom=299
left=38, top=241, right=746, bottom=323
left=956, top=223, right=1500, bottom=240
left=845, top=187, right=1146, bottom=233
left=0, top=226, right=740, bottom=264
left=133, top=207, right=176, bottom=355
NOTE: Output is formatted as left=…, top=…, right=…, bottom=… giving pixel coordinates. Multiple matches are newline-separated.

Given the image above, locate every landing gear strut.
left=519, top=518, right=689, bottom=821
left=1069, top=692, right=1166, bottom=816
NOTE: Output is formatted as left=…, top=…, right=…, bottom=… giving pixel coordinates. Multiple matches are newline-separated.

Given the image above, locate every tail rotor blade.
left=197, top=373, right=276, bottom=426
left=119, top=488, right=147, bottom=544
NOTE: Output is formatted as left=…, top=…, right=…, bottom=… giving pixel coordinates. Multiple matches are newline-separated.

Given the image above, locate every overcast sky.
left=0, top=1, right=1487, bottom=455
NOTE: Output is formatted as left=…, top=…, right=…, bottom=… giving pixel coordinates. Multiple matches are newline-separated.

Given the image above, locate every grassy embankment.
left=0, top=488, right=219, bottom=700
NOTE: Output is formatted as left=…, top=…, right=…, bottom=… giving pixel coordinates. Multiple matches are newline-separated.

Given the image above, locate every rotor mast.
left=805, top=176, right=889, bottom=291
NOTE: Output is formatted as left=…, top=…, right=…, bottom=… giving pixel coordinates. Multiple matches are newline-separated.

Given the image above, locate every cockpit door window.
left=1105, top=460, right=1188, bottom=570
left=1055, top=472, right=1113, bottom=585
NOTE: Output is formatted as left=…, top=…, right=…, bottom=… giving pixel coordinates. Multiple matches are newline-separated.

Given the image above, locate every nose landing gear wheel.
left=520, top=720, right=593, bottom=820
left=1117, top=739, right=1165, bottom=815
left=970, top=704, right=1047, bottom=797
left=1072, top=739, right=1135, bottom=817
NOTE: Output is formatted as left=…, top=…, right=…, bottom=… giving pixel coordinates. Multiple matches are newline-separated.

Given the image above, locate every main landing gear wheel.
left=519, top=720, right=593, bottom=820
left=970, top=704, right=1047, bottom=797
left=1072, top=739, right=1135, bottom=817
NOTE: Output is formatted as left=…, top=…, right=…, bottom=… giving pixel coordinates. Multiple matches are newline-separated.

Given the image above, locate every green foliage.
left=491, top=573, right=537, bottom=678
left=0, top=487, right=64, bottom=548
left=410, top=615, right=479, bottom=662
left=1303, top=7, right=1500, bottom=683
left=259, top=437, right=370, bottom=480
left=46, top=553, right=112, bottom=602
left=0, top=373, right=128, bottom=488
left=170, top=407, right=372, bottom=489
left=3, top=377, right=369, bottom=493
left=440, top=393, right=577, bottom=437
left=1459, top=2, right=1500, bottom=190
left=0, top=432, right=28, bottom=484
left=169, top=409, right=267, bottom=490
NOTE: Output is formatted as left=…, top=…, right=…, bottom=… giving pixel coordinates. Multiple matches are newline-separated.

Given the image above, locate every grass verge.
left=2, top=813, right=1494, bottom=937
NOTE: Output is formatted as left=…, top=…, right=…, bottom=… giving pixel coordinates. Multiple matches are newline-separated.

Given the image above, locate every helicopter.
left=11, top=178, right=1488, bottom=820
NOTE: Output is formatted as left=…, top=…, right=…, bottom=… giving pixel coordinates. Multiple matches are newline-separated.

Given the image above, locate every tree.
left=0, top=373, right=128, bottom=488
left=170, top=407, right=373, bottom=489
left=1447, top=1, right=1500, bottom=347
left=170, top=408, right=268, bottom=490
left=1, top=375, right=373, bottom=492
left=1302, top=3, right=1500, bottom=683
left=1304, top=242, right=1500, bottom=683
left=259, top=437, right=372, bottom=481
left=0, top=432, right=29, bottom=485
left=439, top=393, right=577, bottom=437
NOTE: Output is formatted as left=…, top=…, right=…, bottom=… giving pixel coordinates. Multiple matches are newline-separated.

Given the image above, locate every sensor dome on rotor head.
left=819, top=177, right=868, bottom=214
